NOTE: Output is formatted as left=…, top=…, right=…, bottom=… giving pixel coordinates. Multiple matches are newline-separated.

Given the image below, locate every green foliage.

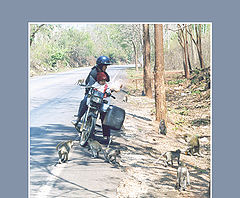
left=30, top=25, right=97, bottom=72
left=30, top=23, right=211, bottom=76
left=191, top=90, right=201, bottom=95
left=173, top=126, right=179, bottom=131
left=48, top=48, right=68, bottom=67
left=179, top=107, right=189, bottom=116
left=93, top=24, right=135, bottom=64
left=168, top=79, right=185, bottom=85
left=175, top=118, right=185, bottom=127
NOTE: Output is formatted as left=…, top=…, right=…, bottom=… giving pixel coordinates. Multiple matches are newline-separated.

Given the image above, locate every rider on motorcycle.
left=73, top=56, right=112, bottom=142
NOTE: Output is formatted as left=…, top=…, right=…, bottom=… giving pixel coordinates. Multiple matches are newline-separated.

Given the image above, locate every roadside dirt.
left=113, top=69, right=211, bottom=198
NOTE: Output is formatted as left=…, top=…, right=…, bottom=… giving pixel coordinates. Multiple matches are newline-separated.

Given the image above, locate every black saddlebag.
left=103, top=105, right=125, bottom=130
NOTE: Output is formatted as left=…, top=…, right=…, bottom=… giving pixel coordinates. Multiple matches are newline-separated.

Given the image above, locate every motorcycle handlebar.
left=111, top=95, right=116, bottom=99
left=78, top=84, right=116, bottom=99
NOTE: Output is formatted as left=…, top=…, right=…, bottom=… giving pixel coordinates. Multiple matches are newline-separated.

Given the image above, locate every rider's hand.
left=106, top=92, right=111, bottom=97
left=110, top=82, right=123, bottom=92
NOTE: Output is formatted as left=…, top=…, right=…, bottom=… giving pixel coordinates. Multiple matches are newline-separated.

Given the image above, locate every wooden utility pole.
left=154, top=24, right=167, bottom=122
left=143, top=24, right=153, bottom=98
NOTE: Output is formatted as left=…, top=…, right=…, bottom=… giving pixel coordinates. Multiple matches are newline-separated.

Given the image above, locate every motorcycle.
left=74, top=85, right=125, bottom=147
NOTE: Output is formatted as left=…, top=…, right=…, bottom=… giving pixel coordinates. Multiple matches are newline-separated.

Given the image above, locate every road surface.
left=30, top=65, right=133, bottom=198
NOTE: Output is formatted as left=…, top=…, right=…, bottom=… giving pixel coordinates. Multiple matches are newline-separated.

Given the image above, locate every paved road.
left=30, top=65, right=133, bottom=198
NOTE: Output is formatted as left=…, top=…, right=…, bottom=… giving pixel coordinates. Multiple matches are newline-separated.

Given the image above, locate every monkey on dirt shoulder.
left=56, top=140, right=73, bottom=164
left=183, top=134, right=201, bottom=156
left=158, top=119, right=167, bottom=135
left=175, top=162, right=191, bottom=191
left=154, top=149, right=181, bottom=167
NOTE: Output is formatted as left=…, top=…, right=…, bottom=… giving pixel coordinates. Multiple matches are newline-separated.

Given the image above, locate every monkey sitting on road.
left=56, top=140, right=73, bottom=164
left=75, top=79, right=84, bottom=85
left=154, top=149, right=181, bottom=167
left=87, top=138, right=107, bottom=160
left=183, top=134, right=201, bottom=156
left=158, top=119, right=167, bottom=135
left=175, top=162, right=191, bottom=191
left=104, top=136, right=121, bottom=164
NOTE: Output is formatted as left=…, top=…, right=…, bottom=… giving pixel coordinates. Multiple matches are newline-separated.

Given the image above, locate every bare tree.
left=143, top=24, right=153, bottom=98
left=178, top=24, right=190, bottom=79
left=187, top=24, right=205, bottom=69
left=30, top=24, right=45, bottom=46
left=154, top=24, right=167, bottom=122
left=185, top=25, right=192, bottom=73
left=132, top=40, right=138, bottom=71
left=130, top=24, right=142, bottom=71
left=165, top=24, right=170, bottom=50
left=117, top=24, right=143, bottom=70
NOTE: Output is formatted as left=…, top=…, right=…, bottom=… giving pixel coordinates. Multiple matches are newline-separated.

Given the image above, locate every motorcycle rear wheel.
left=80, top=115, right=96, bottom=147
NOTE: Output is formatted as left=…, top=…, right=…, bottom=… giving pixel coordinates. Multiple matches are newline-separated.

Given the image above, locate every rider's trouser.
left=77, top=94, right=88, bottom=120
left=100, top=112, right=110, bottom=137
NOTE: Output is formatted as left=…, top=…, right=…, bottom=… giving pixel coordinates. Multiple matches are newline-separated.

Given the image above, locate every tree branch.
left=30, top=24, right=45, bottom=46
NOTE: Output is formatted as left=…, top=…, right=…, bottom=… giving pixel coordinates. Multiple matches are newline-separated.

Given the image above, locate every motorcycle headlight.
left=90, top=96, right=102, bottom=104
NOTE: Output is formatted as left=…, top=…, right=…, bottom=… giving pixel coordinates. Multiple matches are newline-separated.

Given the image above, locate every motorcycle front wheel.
left=79, top=115, right=96, bottom=147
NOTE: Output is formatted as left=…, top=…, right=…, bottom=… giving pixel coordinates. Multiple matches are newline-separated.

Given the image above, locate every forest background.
left=30, top=23, right=211, bottom=77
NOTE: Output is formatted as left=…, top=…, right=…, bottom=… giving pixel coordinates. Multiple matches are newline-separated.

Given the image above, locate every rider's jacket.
left=85, top=66, right=110, bottom=86
left=85, top=66, right=110, bottom=94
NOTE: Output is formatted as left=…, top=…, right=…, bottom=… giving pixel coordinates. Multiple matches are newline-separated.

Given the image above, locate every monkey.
left=75, top=79, right=84, bottom=85
left=154, top=149, right=181, bottom=167
left=183, top=134, right=201, bottom=156
left=56, top=140, right=73, bottom=164
left=103, top=136, right=121, bottom=165
left=87, top=138, right=107, bottom=160
left=123, top=94, right=128, bottom=102
left=175, top=162, right=190, bottom=191
left=105, top=148, right=121, bottom=164
left=158, top=119, right=167, bottom=135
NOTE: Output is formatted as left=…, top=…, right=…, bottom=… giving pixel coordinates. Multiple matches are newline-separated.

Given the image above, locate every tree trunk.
left=166, top=24, right=170, bottom=50
left=143, top=24, right=153, bottom=98
left=154, top=24, right=167, bottom=122
left=193, top=24, right=205, bottom=69
left=132, top=41, right=138, bottom=71
left=182, top=27, right=190, bottom=79
left=198, top=24, right=205, bottom=69
left=178, top=25, right=190, bottom=79
left=185, top=26, right=192, bottom=73
left=191, top=35, right=197, bottom=67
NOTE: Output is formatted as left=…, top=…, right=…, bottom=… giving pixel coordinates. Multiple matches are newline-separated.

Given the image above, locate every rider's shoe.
left=72, top=118, right=80, bottom=127
left=107, top=136, right=110, bottom=143
left=103, top=136, right=111, bottom=145
left=71, top=120, right=78, bottom=127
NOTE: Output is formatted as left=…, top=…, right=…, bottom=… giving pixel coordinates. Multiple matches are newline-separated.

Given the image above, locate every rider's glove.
left=106, top=92, right=111, bottom=97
